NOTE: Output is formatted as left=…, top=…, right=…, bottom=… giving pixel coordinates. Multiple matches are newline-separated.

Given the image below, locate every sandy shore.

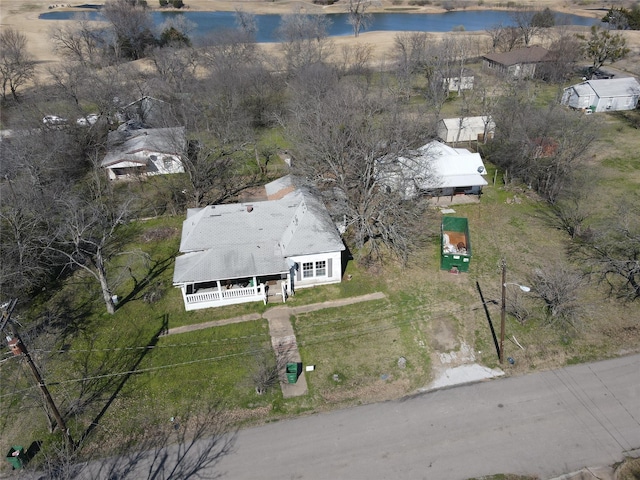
left=0, top=0, right=637, bottom=76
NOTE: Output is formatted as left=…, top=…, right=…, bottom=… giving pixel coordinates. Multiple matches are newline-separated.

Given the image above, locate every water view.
left=40, top=9, right=601, bottom=43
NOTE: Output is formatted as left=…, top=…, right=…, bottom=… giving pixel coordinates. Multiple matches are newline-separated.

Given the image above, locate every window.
left=315, top=260, right=326, bottom=277
left=302, top=262, right=313, bottom=278
left=163, top=156, right=173, bottom=169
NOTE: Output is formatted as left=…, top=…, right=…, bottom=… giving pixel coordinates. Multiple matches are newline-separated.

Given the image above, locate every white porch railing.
left=185, top=285, right=263, bottom=305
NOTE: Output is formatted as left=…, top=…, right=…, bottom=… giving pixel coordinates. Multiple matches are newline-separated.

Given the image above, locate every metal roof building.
left=561, top=77, right=640, bottom=113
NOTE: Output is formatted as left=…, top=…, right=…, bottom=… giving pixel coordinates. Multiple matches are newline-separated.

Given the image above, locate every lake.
left=39, top=9, right=601, bottom=43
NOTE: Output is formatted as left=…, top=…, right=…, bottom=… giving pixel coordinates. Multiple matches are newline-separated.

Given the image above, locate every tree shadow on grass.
left=116, top=251, right=178, bottom=310
left=76, top=313, right=169, bottom=448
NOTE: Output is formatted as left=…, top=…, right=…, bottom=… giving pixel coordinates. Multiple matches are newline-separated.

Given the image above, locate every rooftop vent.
left=247, top=205, right=253, bottom=213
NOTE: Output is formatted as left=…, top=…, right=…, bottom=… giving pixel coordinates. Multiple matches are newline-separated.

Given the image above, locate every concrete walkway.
left=163, top=292, right=387, bottom=398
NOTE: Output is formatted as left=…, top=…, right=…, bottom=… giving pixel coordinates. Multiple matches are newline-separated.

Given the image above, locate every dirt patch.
left=430, top=316, right=459, bottom=352
left=320, top=377, right=411, bottom=405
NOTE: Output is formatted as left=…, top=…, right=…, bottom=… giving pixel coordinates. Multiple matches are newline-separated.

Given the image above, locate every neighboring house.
left=383, top=141, right=488, bottom=201
left=437, top=116, right=495, bottom=144
left=560, top=77, right=640, bottom=113
left=101, top=126, right=186, bottom=180
left=482, top=46, right=550, bottom=78
left=173, top=178, right=345, bottom=311
left=440, top=68, right=475, bottom=93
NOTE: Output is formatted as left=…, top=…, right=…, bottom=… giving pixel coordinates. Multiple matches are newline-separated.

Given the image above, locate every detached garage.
left=561, top=77, right=640, bottom=113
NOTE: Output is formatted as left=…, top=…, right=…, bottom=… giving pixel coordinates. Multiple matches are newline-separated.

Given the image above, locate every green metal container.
left=441, top=216, right=472, bottom=272
left=286, top=362, right=299, bottom=384
left=6, top=446, right=26, bottom=470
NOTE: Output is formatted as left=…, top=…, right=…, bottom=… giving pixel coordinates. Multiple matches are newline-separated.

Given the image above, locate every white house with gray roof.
left=101, top=126, right=185, bottom=180
left=382, top=141, right=488, bottom=202
left=561, top=77, right=640, bottom=113
left=173, top=181, right=345, bottom=311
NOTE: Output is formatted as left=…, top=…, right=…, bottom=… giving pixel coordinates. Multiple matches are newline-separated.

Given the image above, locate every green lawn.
left=2, top=96, right=640, bottom=469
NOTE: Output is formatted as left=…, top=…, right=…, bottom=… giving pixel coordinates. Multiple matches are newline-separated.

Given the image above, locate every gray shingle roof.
left=173, top=189, right=344, bottom=284
left=102, top=127, right=185, bottom=167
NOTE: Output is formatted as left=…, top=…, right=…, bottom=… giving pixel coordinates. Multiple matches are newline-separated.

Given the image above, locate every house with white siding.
left=437, top=116, right=495, bottom=144
left=561, top=77, right=640, bottom=113
left=173, top=178, right=345, bottom=311
left=381, top=141, right=488, bottom=203
left=101, top=126, right=185, bottom=180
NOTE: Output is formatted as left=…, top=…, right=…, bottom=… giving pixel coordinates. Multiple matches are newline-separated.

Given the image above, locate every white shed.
left=438, top=116, right=495, bottom=144
left=561, top=77, right=640, bottom=113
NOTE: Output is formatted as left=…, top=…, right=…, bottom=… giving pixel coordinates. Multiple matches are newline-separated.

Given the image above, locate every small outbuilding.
left=437, top=116, right=495, bottom=144
left=560, top=77, right=640, bottom=113
left=440, top=68, right=475, bottom=94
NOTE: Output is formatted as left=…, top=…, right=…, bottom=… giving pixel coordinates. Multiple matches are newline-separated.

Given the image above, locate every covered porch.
left=178, top=274, right=290, bottom=311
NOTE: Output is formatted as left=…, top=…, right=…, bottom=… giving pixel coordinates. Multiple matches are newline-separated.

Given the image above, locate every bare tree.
left=284, top=76, right=433, bottom=263
left=337, top=43, right=373, bottom=77
left=485, top=91, right=599, bottom=203
left=392, top=32, right=429, bottom=101
left=548, top=169, right=595, bottom=239
left=182, top=140, right=265, bottom=208
left=148, top=46, right=199, bottom=94
left=509, top=8, right=543, bottom=46
left=347, top=0, right=373, bottom=38
left=48, top=194, right=137, bottom=314
left=536, top=28, right=582, bottom=83
left=276, top=9, right=333, bottom=74
left=0, top=28, right=36, bottom=101
left=574, top=201, right=640, bottom=301
left=49, top=15, right=103, bottom=67
left=101, top=0, right=157, bottom=60
left=47, top=61, right=91, bottom=106
left=531, top=265, right=585, bottom=329
left=487, top=24, right=523, bottom=52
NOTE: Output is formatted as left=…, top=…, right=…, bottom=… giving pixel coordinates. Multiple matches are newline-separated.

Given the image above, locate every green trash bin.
left=6, top=446, right=26, bottom=470
left=286, top=362, right=299, bottom=384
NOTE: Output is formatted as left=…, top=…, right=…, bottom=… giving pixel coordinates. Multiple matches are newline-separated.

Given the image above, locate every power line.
left=30, top=332, right=271, bottom=355
left=1, top=302, right=476, bottom=401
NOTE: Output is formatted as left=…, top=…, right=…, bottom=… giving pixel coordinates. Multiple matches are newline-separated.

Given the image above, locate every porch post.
left=261, top=283, right=267, bottom=305
left=252, top=276, right=257, bottom=294
left=216, top=280, right=222, bottom=299
left=181, top=285, right=188, bottom=306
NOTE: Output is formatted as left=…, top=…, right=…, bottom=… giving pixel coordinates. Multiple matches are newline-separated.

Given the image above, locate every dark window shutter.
left=328, top=258, right=333, bottom=277
left=296, top=263, right=301, bottom=281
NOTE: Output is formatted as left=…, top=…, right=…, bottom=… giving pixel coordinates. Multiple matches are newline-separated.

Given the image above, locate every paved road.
left=213, top=354, right=640, bottom=480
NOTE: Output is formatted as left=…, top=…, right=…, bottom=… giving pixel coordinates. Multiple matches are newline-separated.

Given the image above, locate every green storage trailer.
left=441, top=216, right=472, bottom=272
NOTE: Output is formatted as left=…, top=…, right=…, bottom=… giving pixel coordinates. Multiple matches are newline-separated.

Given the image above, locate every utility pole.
left=2, top=300, right=74, bottom=449
left=500, top=259, right=507, bottom=364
